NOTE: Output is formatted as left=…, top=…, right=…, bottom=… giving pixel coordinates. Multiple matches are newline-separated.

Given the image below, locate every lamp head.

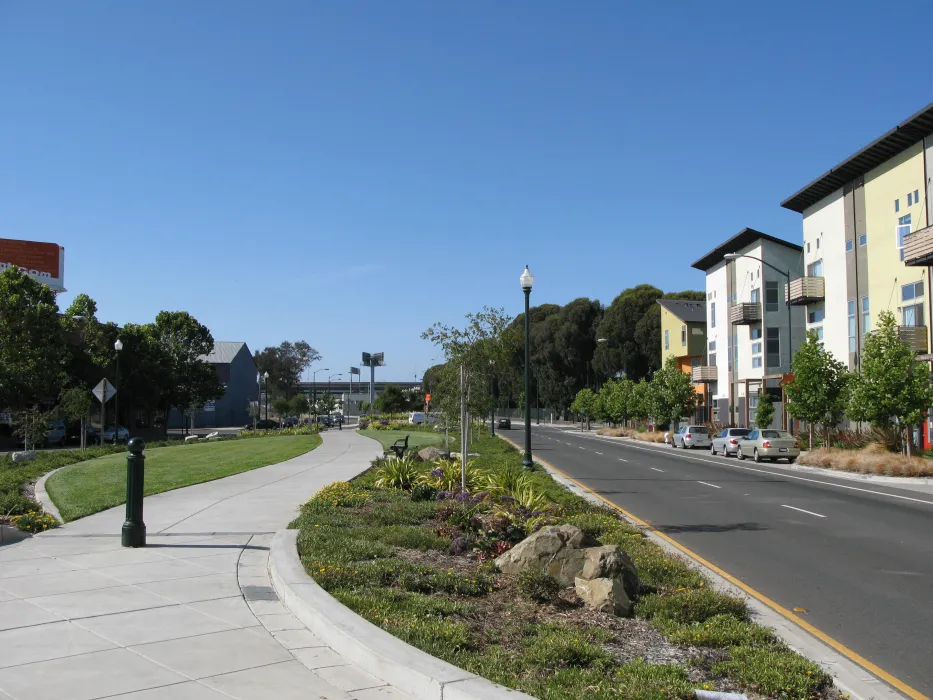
left=114, top=339, right=123, bottom=352
left=520, top=265, right=534, bottom=290
left=723, top=253, right=742, bottom=260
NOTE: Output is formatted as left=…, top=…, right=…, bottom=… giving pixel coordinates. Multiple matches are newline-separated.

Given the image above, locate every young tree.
left=288, top=394, right=310, bottom=419
left=849, top=311, right=933, bottom=455
left=60, top=386, right=93, bottom=450
left=12, top=406, right=55, bottom=452
left=570, top=388, right=598, bottom=430
left=631, top=379, right=653, bottom=426
left=649, top=356, right=697, bottom=428
left=272, top=396, right=291, bottom=421
left=785, top=330, right=850, bottom=449
left=374, top=384, right=409, bottom=413
left=755, top=392, right=775, bottom=429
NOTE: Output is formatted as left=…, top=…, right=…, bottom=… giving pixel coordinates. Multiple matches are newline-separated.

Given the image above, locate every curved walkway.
left=0, top=430, right=410, bottom=700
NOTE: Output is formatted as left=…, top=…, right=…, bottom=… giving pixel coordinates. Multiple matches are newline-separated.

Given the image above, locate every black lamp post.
left=263, top=371, right=270, bottom=420
left=520, top=265, right=535, bottom=469
left=114, top=338, right=123, bottom=442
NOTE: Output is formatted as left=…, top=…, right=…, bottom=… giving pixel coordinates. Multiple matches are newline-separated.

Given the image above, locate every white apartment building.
left=691, top=229, right=806, bottom=429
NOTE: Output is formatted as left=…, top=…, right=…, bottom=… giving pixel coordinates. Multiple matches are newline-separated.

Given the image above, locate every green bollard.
left=121, top=438, right=147, bottom=547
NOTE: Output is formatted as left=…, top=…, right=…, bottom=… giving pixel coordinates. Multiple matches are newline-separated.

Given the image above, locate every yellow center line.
left=497, top=433, right=927, bottom=700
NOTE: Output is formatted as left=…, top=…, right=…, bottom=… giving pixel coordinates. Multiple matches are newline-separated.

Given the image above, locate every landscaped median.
left=284, top=434, right=835, bottom=700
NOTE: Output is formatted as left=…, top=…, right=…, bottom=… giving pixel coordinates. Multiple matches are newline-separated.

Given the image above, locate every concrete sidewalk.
left=0, top=430, right=410, bottom=700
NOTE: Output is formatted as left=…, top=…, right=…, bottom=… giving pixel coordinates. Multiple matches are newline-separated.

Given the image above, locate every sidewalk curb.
left=521, top=442, right=907, bottom=700
left=34, top=467, right=65, bottom=523
left=269, top=529, right=534, bottom=700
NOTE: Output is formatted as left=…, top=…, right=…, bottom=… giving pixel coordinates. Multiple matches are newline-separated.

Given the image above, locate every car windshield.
left=760, top=430, right=786, bottom=438
left=689, top=427, right=708, bottom=434
left=730, top=429, right=749, bottom=436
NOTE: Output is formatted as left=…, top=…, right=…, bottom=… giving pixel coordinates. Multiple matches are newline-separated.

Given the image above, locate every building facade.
left=692, top=229, right=806, bottom=429
left=781, top=101, right=933, bottom=445
left=168, top=342, right=258, bottom=429
left=658, top=299, right=708, bottom=422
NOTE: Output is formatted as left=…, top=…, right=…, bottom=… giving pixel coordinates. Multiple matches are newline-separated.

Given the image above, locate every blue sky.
left=2, top=1, right=931, bottom=381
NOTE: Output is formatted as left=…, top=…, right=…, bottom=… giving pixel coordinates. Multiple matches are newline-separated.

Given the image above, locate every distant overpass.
left=297, top=380, right=421, bottom=397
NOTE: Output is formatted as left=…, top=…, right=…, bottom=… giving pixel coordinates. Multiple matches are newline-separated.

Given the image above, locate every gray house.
left=168, top=342, right=258, bottom=429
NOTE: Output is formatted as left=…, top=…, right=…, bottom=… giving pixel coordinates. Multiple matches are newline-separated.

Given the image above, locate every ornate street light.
left=520, top=266, right=534, bottom=469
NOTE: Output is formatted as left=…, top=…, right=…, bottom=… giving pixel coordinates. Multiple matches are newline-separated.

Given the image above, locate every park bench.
left=384, top=435, right=410, bottom=459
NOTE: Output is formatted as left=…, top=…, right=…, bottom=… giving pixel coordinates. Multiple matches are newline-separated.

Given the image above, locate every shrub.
left=374, top=456, right=423, bottom=490
left=633, top=431, right=667, bottom=443
left=11, top=510, right=59, bottom=533
left=524, top=624, right=611, bottom=669
left=518, top=568, right=561, bottom=603
left=420, top=458, right=484, bottom=492
left=411, top=483, right=438, bottom=501
left=636, top=588, right=747, bottom=624
left=711, top=645, right=832, bottom=699
left=309, top=481, right=370, bottom=508
left=658, top=613, right=776, bottom=648
left=602, top=658, right=694, bottom=700
left=561, top=510, right=639, bottom=539
left=798, top=447, right=933, bottom=477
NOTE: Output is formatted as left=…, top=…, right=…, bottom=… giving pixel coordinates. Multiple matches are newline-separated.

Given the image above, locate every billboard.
left=0, top=238, right=65, bottom=292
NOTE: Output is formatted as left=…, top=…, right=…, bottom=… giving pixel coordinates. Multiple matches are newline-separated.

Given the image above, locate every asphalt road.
left=519, top=423, right=933, bottom=695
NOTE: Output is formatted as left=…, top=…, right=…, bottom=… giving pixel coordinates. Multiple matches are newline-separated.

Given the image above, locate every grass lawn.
left=47, top=434, right=322, bottom=522
left=358, top=429, right=446, bottom=451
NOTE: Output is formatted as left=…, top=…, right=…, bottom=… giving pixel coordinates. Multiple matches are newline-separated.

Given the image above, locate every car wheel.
left=787, top=458, right=796, bottom=464
left=753, top=448, right=762, bottom=463
left=710, top=444, right=717, bottom=456
left=737, top=447, right=745, bottom=460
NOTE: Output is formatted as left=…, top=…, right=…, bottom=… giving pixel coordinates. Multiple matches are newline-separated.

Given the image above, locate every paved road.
left=521, top=424, right=933, bottom=696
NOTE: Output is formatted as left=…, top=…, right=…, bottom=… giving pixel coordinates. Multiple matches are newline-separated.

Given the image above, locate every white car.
left=408, top=412, right=437, bottom=425
left=671, top=425, right=711, bottom=449
left=103, top=425, right=130, bottom=444
left=710, top=428, right=750, bottom=456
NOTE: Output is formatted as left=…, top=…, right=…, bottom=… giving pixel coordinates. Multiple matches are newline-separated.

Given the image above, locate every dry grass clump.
left=597, top=426, right=634, bottom=438
left=799, top=447, right=933, bottom=477
left=634, top=431, right=667, bottom=444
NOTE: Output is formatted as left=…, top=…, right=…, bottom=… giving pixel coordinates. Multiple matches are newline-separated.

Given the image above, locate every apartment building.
left=658, top=299, right=708, bottom=422
left=691, top=228, right=806, bottom=429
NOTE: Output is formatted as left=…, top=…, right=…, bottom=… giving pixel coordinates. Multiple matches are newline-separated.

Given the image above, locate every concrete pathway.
left=0, top=430, right=411, bottom=700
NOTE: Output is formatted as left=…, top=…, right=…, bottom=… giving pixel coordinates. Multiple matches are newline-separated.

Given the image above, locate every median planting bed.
left=292, top=435, right=835, bottom=700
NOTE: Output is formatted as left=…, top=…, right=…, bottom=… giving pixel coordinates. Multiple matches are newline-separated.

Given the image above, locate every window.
left=808, top=308, right=825, bottom=324
left=903, top=303, right=924, bottom=327
left=732, top=292, right=737, bottom=303
left=711, top=302, right=716, bottom=328
left=861, top=296, right=869, bottom=335
left=727, top=334, right=732, bottom=371
left=709, top=340, right=716, bottom=351
left=897, top=214, right=912, bottom=261
left=816, top=238, right=821, bottom=249
left=816, top=326, right=824, bottom=340
left=766, top=327, right=781, bottom=367
left=807, top=260, right=823, bottom=277
left=806, top=242, right=810, bottom=253
left=859, top=233, right=867, bottom=246
left=908, top=191, right=914, bottom=207
left=902, top=280, right=924, bottom=301
left=750, top=288, right=760, bottom=303
left=751, top=327, right=762, bottom=340
left=681, top=325, right=687, bottom=346
left=915, top=189, right=920, bottom=204
left=845, top=239, right=854, bottom=252
left=691, top=357, right=702, bottom=368
left=709, top=353, right=717, bottom=366
left=896, top=198, right=900, bottom=213
left=664, top=330, right=669, bottom=350
left=752, top=357, right=762, bottom=368
left=765, top=281, right=779, bottom=312
left=752, top=342, right=762, bottom=354
left=848, top=300, right=856, bottom=353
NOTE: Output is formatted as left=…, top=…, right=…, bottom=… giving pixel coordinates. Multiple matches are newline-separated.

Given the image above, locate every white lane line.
left=781, top=504, right=826, bottom=519
left=619, top=458, right=628, bottom=463
left=651, top=467, right=663, bottom=472
left=697, top=481, right=721, bottom=489
left=579, top=446, right=586, bottom=450
left=594, top=452, right=603, bottom=456
left=605, top=440, right=933, bottom=507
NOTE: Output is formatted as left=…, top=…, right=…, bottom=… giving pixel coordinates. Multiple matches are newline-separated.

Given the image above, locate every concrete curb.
left=269, top=530, right=534, bottom=700
left=33, top=466, right=65, bottom=523
left=536, top=456, right=906, bottom=700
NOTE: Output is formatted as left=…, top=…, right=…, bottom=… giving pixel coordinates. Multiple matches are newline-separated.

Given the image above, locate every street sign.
left=350, top=366, right=360, bottom=375
left=425, top=393, right=431, bottom=402
left=92, top=379, right=116, bottom=403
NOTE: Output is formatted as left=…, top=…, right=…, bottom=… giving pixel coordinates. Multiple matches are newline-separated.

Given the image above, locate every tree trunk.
left=906, top=426, right=913, bottom=457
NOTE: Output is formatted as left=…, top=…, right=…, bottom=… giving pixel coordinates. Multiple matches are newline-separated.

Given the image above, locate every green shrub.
left=711, top=645, right=832, bottom=699
left=11, top=509, right=59, bottom=533
left=658, top=614, right=776, bottom=648
left=518, top=568, right=561, bottom=603
left=602, top=658, right=694, bottom=700
left=560, top=510, right=639, bottom=539
left=411, top=483, right=438, bottom=501
left=309, top=481, right=370, bottom=508
left=524, top=625, right=611, bottom=669
left=374, top=456, right=423, bottom=490
left=636, top=588, right=747, bottom=624
left=602, top=531, right=706, bottom=591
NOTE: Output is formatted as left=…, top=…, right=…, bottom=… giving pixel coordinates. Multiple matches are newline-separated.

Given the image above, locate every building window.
left=681, top=325, right=687, bottom=346
left=896, top=198, right=900, bottom=213
left=845, top=239, right=854, bottom=252
left=752, top=341, right=762, bottom=354
left=909, top=191, right=914, bottom=207
left=859, top=233, right=867, bottom=246
left=816, top=326, right=824, bottom=340
left=691, top=357, right=702, bottom=368
left=709, top=352, right=717, bottom=366
left=902, top=280, right=924, bottom=301
left=727, top=334, right=732, bottom=372
left=816, top=238, right=821, bottom=249
left=897, top=214, right=912, bottom=261
left=766, top=327, right=780, bottom=367
left=750, top=288, right=760, bottom=303
left=848, top=300, right=856, bottom=352
left=765, top=281, right=779, bottom=312
left=808, top=308, right=825, bottom=324
left=664, top=330, right=669, bottom=350
left=807, top=260, right=823, bottom=277
left=752, top=357, right=762, bottom=368
left=903, top=303, right=924, bottom=328
left=861, top=296, right=869, bottom=335
left=915, top=189, right=920, bottom=204
left=806, top=242, right=810, bottom=253
left=751, top=327, right=762, bottom=340
left=709, top=340, right=716, bottom=351
left=711, top=302, right=716, bottom=328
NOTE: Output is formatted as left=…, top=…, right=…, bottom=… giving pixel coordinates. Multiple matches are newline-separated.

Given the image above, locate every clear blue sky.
left=2, top=1, right=931, bottom=381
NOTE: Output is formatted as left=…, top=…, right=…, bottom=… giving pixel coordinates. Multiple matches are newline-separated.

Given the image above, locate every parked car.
left=710, top=428, right=750, bottom=456
left=103, top=425, right=130, bottom=444
left=671, top=425, right=711, bottom=449
left=282, top=416, right=299, bottom=428
left=737, top=429, right=800, bottom=463
left=46, top=420, right=67, bottom=446
left=245, top=419, right=279, bottom=430
left=497, top=417, right=512, bottom=430
left=331, top=414, right=344, bottom=424
left=66, top=422, right=99, bottom=445
left=316, top=415, right=333, bottom=427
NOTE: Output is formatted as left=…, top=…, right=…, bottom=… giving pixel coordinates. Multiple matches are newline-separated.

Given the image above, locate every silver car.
left=710, top=428, right=750, bottom=456
left=671, top=425, right=711, bottom=449
left=736, top=429, right=800, bottom=463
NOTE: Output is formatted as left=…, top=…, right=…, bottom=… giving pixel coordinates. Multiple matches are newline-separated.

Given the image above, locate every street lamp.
left=311, top=367, right=330, bottom=413
left=263, top=371, right=270, bottom=420
left=114, top=339, right=123, bottom=443
left=723, top=252, right=793, bottom=430
left=520, top=265, right=534, bottom=469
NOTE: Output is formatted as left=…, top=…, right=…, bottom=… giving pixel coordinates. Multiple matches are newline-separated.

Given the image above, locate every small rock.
left=580, top=545, right=639, bottom=599
left=11, top=451, right=36, bottom=463
left=184, top=435, right=199, bottom=442
left=575, top=575, right=635, bottom=616
left=417, top=446, right=449, bottom=462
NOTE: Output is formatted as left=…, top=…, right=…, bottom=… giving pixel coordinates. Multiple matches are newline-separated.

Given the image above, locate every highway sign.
left=92, top=379, right=116, bottom=403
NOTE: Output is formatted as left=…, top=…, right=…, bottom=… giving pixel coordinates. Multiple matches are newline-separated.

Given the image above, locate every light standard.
left=328, top=373, right=342, bottom=416
left=263, top=371, right=270, bottom=421
left=520, top=265, right=534, bottom=469
left=723, top=253, right=793, bottom=431
left=312, top=367, right=330, bottom=415
left=114, top=339, right=123, bottom=442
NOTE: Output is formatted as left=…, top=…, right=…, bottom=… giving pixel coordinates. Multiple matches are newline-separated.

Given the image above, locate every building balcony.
left=785, top=276, right=825, bottom=305
left=729, top=302, right=762, bottom=325
left=903, top=225, right=933, bottom=266
left=691, top=365, right=718, bottom=383
left=898, top=326, right=929, bottom=354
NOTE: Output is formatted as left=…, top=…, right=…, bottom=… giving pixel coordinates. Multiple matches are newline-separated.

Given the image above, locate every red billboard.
left=0, top=238, right=65, bottom=292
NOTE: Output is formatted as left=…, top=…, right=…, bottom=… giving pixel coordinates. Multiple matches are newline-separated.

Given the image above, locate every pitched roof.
left=690, top=227, right=802, bottom=272
left=781, top=100, right=933, bottom=213
left=201, top=341, right=248, bottom=365
left=657, top=299, right=706, bottom=324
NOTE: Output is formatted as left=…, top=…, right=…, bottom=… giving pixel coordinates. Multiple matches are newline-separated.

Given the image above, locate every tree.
left=631, top=379, right=653, bottom=425
left=849, top=311, right=933, bottom=455
left=11, top=406, right=54, bottom=451
left=570, top=388, right=598, bottom=430
left=289, top=394, right=310, bottom=418
left=60, top=386, right=93, bottom=450
left=317, top=393, right=337, bottom=416
left=649, top=356, right=696, bottom=428
left=593, top=285, right=663, bottom=382
left=254, top=341, right=321, bottom=399
left=272, top=396, right=291, bottom=420
left=785, top=330, right=850, bottom=448
left=61, top=294, right=121, bottom=398
left=755, top=392, right=775, bottom=429
left=601, top=378, right=635, bottom=425
left=0, top=267, right=66, bottom=409
left=375, top=384, right=409, bottom=413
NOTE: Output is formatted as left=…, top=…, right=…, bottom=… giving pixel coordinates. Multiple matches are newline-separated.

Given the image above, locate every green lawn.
left=47, top=435, right=322, bottom=522
left=358, top=429, right=446, bottom=451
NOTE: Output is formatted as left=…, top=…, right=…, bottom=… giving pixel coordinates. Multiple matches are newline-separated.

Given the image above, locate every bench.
left=384, top=435, right=410, bottom=459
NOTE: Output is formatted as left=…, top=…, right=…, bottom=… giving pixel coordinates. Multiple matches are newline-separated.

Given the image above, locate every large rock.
left=495, top=525, right=599, bottom=587
left=417, top=446, right=449, bottom=462
left=581, top=545, right=639, bottom=596
left=11, top=451, right=36, bottom=463
left=575, top=576, right=635, bottom=616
